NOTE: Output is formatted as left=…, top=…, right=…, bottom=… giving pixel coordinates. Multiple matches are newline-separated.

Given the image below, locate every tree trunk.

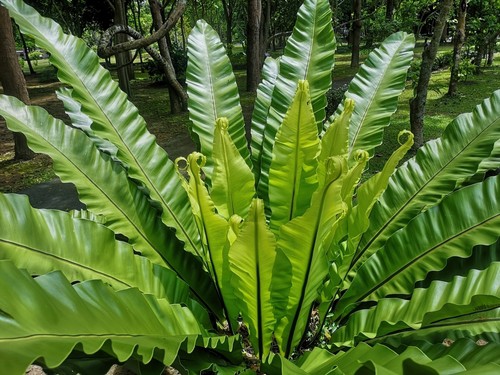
left=486, top=32, right=498, bottom=66
left=115, top=0, right=132, bottom=97
left=350, top=0, right=362, bottom=68
left=17, top=25, right=35, bottom=75
left=260, top=0, right=271, bottom=61
left=473, top=36, right=486, bottom=70
left=409, top=0, right=453, bottom=149
left=149, top=0, right=187, bottom=113
left=0, top=7, right=35, bottom=160
left=221, top=0, right=234, bottom=54
left=447, top=0, right=467, bottom=96
left=246, top=0, right=262, bottom=92
left=385, top=0, right=395, bottom=21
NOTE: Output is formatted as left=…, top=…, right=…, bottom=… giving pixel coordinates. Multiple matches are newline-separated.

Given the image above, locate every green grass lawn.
left=1, top=47, right=499, bottom=192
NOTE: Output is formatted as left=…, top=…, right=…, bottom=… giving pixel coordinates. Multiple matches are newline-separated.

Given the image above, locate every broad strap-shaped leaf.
left=256, top=0, right=335, bottom=208
left=56, top=88, right=119, bottom=160
left=340, top=131, right=414, bottom=277
left=0, top=261, right=203, bottom=375
left=251, top=57, right=279, bottom=181
left=2, top=0, right=201, bottom=259
left=186, top=20, right=249, bottom=181
left=0, top=193, right=190, bottom=304
left=319, top=98, right=354, bottom=158
left=0, top=95, right=222, bottom=317
left=211, top=118, right=255, bottom=220
left=415, top=240, right=500, bottom=288
left=269, top=81, right=320, bottom=231
left=176, top=153, right=229, bottom=281
left=0, top=95, right=168, bottom=265
left=331, top=264, right=500, bottom=347
left=275, top=157, right=347, bottom=356
left=357, top=89, right=500, bottom=266
left=366, top=309, right=500, bottom=348
left=325, top=341, right=500, bottom=375
left=335, top=175, right=500, bottom=318
left=329, top=32, right=415, bottom=161
left=227, top=199, right=277, bottom=358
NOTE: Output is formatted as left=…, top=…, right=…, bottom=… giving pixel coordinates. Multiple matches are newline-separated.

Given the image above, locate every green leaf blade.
left=269, top=81, right=320, bottom=230
left=331, top=32, right=414, bottom=160
left=358, top=89, right=500, bottom=265
left=186, top=20, right=249, bottom=181
left=1, top=0, right=202, bottom=262
left=337, top=175, right=500, bottom=317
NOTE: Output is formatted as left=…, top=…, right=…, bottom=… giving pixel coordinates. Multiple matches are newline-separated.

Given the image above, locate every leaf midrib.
left=355, top=115, right=500, bottom=266
left=352, top=214, right=499, bottom=305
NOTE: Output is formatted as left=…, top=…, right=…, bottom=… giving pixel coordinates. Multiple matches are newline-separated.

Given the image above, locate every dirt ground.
left=0, top=73, right=198, bottom=193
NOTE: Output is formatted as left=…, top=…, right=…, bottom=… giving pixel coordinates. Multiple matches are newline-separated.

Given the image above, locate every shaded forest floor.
left=1, top=49, right=499, bottom=193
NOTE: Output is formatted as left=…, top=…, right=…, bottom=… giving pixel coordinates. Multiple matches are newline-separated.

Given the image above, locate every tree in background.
left=246, top=0, right=262, bottom=91
left=409, top=0, right=454, bottom=149
left=0, top=7, right=34, bottom=160
left=350, top=0, right=362, bottom=67
left=97, top=0, right=188, bottom=113
left=25, top=0, right=113, bottom=37
left=448, top=0, right=467, bottom=96
left=467, top=0, right=500, bottom=70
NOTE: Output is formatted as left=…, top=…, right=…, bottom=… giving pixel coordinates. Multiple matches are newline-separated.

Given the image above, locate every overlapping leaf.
left=227, top=199, right=277, bottom=358
left=0, top=261, right=202, bottom=375
left=0, top=95, right=221, bottom=316
left=336, top=175, right=500, bottom=318
left=1, top=0, right=201, bottom=261
left=256, top=0, right=335, bottom=207
left=329, top=32, right=414, bottom=161
left=251, top=57, right=279, bottom=181
left=186, top=20, right=249, bottom=181
left=332, top=264, right=500, bottom=347
left=356, top=89, right=500, bottom=267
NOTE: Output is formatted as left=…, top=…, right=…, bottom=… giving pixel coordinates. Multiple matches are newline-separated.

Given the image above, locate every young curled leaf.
left=211, top=117, right=255, bottom=220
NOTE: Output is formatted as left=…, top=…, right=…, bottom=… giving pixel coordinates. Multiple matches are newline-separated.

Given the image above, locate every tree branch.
left=97, top=0, right=186, bottom=58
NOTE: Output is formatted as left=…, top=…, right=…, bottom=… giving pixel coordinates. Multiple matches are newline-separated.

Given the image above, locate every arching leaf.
left=0, top=96, right=222, bottom=317
left=1, top=0, right=201, bottom=262
left=357, top=89, right=500, bottom=267
left=186, top=20, right=249, bottom=181
left=332, top=264, right=500, bottom=347
left=268, top=81, right=320, bottom=231
left=329, top=32, right=414, bottom=162
left=336, top=175, right=500, bottom=318
left=256, top=0, right=335, bottom=208
left=0, top=261, right=203, bottom=375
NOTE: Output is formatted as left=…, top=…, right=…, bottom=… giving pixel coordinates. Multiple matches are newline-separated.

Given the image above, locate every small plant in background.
left=145, top=42, right=187, bottom=83
left=0, top=0, right=499, bottom=374
left=325, top=83, right=349, bottom=118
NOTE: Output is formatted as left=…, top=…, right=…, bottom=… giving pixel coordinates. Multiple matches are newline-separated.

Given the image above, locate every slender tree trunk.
left=149, top=0, right=187, bottom=113
left=447, top=0, right=467, bottom=96
left=385, top=0, right=395, bottom=21
left=0, top=7, right=35, bottom=160
left=260, top=0, right=271, bottom=61
left=246, top=0, right=262, bottom=92
left=115, top=0, right=132, bottom=97
left=473, top=36, right=486, bottom=70
left=409, top=0, right=453, bottom=149
left=350, top=0, right=362, bottom=68
left=16, top=25, right=35, bottom=75
left=222, top=0, right=234, bottom=54
left=486, top=32, right=498, bottom=66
